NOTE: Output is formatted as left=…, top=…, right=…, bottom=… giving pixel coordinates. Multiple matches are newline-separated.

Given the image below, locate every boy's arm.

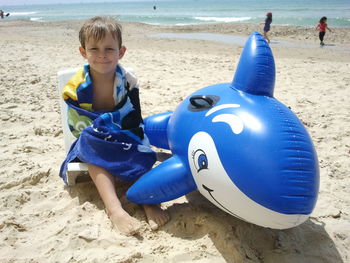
left=124, top=67, right=139, bottom=90
left=127, top=87, right=142, bottom=120
left=120, top=68, right=143, bottom=132
left=124, top=68, right=142, bottom=118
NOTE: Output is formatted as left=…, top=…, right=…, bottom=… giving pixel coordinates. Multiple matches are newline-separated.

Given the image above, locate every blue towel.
left=59, top=65, right=156, bottom=184
left=59, top=111, right=156, bottom=184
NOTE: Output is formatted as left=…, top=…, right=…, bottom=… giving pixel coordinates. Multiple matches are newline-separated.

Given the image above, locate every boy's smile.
left=79, top=32, right=126, bottom=76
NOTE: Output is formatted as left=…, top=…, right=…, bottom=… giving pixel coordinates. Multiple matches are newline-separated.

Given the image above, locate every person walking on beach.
left=0, top=10, right=9, bottom=19
left=261, top=12, right=272, bottom=43
left=316, top=16, right=332, bottom=46
left=60, top=16, right=170, bottom=236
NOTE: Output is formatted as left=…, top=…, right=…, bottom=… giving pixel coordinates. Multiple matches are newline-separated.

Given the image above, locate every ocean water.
left=3, top=0, right=350, bottom=28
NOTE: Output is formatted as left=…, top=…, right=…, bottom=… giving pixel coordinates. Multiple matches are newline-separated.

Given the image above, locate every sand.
left=0, top=19, right=349, bottom=262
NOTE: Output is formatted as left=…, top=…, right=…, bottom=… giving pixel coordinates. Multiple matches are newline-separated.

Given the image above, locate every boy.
left=60, top=16, right=169, bottom=235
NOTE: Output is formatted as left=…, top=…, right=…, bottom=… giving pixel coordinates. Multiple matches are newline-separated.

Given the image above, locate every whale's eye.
left=193, top=149, right=208, bottom=172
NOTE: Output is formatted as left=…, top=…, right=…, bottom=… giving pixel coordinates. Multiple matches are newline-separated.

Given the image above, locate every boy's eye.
left=106, top=48, right=116, bottom=52
left=87, top=47, right=116, bottom=53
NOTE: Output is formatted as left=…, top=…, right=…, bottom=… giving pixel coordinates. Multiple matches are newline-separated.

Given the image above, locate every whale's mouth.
left=202, top=184, right=244, bottom=220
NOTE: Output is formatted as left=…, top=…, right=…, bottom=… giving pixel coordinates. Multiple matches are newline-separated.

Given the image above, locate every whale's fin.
left=127, top=155, right=196, bottom=204
left=232, top=32, right=275, bottom=97
left=144, top=112, right=172, bottom=150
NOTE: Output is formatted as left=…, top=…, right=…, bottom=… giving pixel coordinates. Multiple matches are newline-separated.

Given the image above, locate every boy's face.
left=79, top=32, right=126, bottom=76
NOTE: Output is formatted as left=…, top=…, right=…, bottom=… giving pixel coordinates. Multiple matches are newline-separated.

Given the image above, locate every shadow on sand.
left=65, top=178, right=343, bottom=263
left=162, top=191, right=343, bottom=263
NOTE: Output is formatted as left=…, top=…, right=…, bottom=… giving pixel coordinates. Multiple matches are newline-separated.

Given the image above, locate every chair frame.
left=58, top=68, right=88, bottom=185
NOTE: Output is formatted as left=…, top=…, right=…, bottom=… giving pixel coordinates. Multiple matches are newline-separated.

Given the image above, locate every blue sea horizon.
left=2, top=0, right=350, bottom=28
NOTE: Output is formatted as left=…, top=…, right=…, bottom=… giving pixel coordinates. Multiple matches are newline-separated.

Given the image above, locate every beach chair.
left=58, top=68, right=172, bottom=185
left=58, top=68, right=89, bottom=186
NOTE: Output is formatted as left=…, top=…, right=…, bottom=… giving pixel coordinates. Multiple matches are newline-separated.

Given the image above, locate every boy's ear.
left=79, top=46, right=87, bottom=59
left=119, top=46, right=127, bottom=59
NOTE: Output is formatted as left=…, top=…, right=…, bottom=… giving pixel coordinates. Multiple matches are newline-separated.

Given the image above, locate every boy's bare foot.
left=143, top=204, right=170, bottom=230
left=109, top=210, right=141, bottom=236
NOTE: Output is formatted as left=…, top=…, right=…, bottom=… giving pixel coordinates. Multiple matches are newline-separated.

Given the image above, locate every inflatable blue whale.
left=127, top=32, right=319, bottom=229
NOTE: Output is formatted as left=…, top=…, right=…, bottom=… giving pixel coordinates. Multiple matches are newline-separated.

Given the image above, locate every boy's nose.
left=97, top=50, right=107, bottom=57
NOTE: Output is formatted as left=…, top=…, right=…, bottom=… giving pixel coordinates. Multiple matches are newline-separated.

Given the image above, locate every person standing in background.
left=316, top=16, right=332, bottom=46
left=261, top=12, right=273, bottom=43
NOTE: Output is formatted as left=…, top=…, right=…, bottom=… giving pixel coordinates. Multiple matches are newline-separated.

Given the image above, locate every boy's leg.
left=88, top=164, right=141, bottom=235
left=142, top=204, right=170, bottom=230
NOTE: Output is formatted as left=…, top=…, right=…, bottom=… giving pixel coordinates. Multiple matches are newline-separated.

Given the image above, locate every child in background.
left=316, top=16, right=332, bottom=46
left=60, top=16, right=169, bottom=236
left=262, top=12, right=273, bottom=43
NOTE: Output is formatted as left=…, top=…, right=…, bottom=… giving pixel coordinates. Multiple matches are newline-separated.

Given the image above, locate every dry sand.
left=0, top=20, right=349, bottom=262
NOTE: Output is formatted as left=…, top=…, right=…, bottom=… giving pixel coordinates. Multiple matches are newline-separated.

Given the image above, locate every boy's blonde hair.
left=79, top=16, right=123, bottom=49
